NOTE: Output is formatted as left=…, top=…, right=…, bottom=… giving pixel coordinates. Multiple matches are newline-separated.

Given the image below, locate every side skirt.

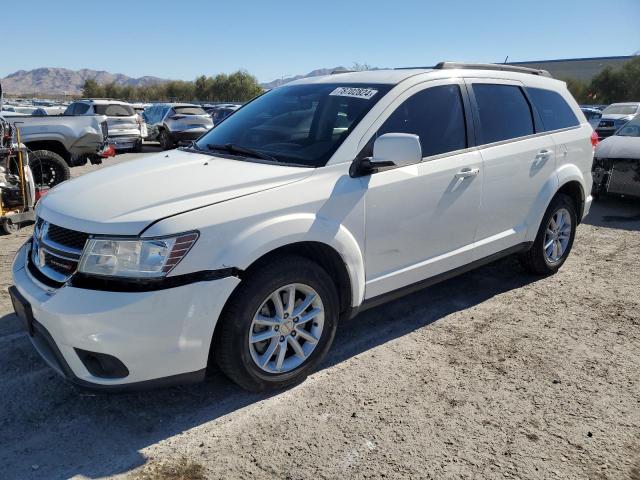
left=352, top=241, right=533, bottom=316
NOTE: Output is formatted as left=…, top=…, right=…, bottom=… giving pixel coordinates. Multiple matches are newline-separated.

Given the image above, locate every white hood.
left=595, top=135, right=640, bottom=160
left=37, top=149, right=314, bottom=235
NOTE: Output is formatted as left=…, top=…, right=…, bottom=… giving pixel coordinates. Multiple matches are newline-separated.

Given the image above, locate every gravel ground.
left=0, top=146, right=639, bottom=480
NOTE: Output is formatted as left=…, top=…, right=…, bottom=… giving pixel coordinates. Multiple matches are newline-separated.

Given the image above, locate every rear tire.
left=159, top=129, right=173, bottom=150
left=132, top=140, right=143, bottom=153
left=1, top=218, right=19, bottom=235
left=28, top=150, right=71, bottom=189
left=520, top=193, right=577, bottom=275
left=214, top=255, right=339, bottom=392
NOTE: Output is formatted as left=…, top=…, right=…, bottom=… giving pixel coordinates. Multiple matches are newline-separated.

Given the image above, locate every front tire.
left=520, top=193, right=577, bottom=275
left=214, top=255, right=339, bottom=392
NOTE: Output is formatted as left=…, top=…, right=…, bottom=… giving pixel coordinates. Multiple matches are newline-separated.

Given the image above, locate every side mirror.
left=350, top=133, right=422, bottom=177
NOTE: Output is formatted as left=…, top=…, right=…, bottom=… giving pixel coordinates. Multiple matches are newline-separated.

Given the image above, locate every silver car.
left=65, top=99, right=143, bottom=152
left=595, top=102, right=640, bottom=140
left=143, top=103, right=213, bottom=150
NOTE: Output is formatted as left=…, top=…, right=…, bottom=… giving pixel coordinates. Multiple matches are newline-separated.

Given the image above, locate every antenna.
left=504, top=56, right=509, bottom=64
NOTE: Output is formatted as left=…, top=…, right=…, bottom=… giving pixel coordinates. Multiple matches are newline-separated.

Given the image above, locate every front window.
left=616, top=116, right=640, bottom=137
left=194, top=83, right=392, bottom=167
left=602, top=104, right=638, bottom=116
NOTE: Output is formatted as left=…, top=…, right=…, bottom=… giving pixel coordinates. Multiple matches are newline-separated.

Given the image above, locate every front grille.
left=46, top=224, right=89, bottom=250
left=608, top=159, right=640, bottom=197
left=30, top=219, right=88, bottom=285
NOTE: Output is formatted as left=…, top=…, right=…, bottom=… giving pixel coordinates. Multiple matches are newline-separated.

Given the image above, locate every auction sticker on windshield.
left=329, top=87, right=378, bottom=99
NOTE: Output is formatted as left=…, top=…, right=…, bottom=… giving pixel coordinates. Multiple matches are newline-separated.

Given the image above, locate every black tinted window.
left=173, top=106, right=206, bottom=115
left=473, top=84, right=534, bottom=144
left=527, top=88, right=579, bottom=131
left=373, top=84, right=467, bottom=158
left=75, top=103, right=90, bottom=114
left=95, top=104, right=134, bottom=116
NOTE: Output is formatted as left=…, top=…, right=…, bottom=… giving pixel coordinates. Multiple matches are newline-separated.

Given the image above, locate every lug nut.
left=280, top=336, right=285, bottom=342
left=293, top=317, right=299, bottom=323
left=284, top=313, right=289, bottom=319
left=291, top=331, right=296, bottom=337
left=274, top=325, right=279, bottom=331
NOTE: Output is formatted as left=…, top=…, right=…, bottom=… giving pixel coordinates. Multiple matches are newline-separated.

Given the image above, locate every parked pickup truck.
left=1, top=113, right=114, bottom=188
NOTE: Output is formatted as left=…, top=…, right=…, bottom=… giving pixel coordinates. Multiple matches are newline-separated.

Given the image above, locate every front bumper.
left=11, top=241, right=240, bottom=390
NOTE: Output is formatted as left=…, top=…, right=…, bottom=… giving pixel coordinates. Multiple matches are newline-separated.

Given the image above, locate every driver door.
left=361, top=80, right=483, bottom=299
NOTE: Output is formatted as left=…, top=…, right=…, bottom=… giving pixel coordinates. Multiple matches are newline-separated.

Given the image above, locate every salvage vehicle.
left=595, top=102, right=639, bottom=140
left=10, top=63, right=594, bottom=392
left=592, top=114, right=640, bottom=199
left=143, top=103, right=213, bottom=150
left=3, top=113, right=113, bottom=188
left=65, top=99, right=143, bottom=152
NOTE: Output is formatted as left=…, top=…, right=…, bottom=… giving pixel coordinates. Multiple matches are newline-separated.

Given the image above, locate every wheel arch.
left=24, top=140, right=71, bottom=164
left=556, top=180, right=585, bottom=223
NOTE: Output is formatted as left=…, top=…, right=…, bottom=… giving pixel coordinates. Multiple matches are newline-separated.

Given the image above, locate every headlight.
left=78, top=232, right=198, bottom=278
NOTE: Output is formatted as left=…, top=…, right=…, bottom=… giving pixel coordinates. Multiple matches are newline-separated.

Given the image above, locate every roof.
left=288, top=69, right=433, bottom=86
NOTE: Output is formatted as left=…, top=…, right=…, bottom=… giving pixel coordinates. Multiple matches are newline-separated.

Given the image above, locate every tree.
left=81, top=79, right=103, bottom=98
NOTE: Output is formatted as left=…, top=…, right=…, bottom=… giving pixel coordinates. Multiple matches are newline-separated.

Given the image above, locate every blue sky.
left=5, top=0, right=640, bottom=83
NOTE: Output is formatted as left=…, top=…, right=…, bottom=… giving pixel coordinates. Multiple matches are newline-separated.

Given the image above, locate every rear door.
left=96, top=103, right=139, bottom=138
left=166, top=106, right=213, bottom=133
left=466, top=79, right=557, bottom=259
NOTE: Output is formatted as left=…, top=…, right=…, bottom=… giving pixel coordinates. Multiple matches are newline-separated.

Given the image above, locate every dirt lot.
left=0, top=147, right=639, bottom=480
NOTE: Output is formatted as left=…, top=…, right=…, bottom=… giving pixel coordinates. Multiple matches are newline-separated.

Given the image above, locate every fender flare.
left=214, top=213, right=366, bottom=307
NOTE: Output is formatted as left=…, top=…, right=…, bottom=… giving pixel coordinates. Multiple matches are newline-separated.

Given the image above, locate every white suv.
left=10, top=63, right=594, bottom=392
left=65, top=99, right=143, bottom=152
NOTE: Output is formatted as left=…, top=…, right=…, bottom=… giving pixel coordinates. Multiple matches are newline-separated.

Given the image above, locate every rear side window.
left=95, top=104, right=135, bottom=116
left=527, top=88, right=579, bottom=131
left=76, top=103, right=90, bottom=114
left=472, top=84, right=534, bottom=144
left=371, top=84, right=467, bottom=158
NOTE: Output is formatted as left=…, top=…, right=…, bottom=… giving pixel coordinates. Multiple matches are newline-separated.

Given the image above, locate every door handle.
left=535, top=149, right=552, bottom=160
left=455, top=167, right=480, bottom=178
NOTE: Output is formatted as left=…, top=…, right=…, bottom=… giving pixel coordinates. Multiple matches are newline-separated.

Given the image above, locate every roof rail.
left=433, top=62, right=552, bottom=77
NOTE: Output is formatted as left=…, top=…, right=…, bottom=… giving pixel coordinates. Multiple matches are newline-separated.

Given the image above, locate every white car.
left=10, top=63, right=594, bottom=392
left=64, top=99, right=143, bottom=152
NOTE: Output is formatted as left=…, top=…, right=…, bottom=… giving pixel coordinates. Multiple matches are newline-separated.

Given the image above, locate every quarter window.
left=526, top=87, right=579, bottom=131
left=472, top=84, right=534, bottom=144
left=74, top=103, right=91, bottom=115
left=367, top=84, right=467, bottom=158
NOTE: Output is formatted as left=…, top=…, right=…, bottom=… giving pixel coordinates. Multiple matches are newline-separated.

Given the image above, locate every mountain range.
left=1, top=68, right=167, bottom=95
left=0, top=66, right=354, bottom=96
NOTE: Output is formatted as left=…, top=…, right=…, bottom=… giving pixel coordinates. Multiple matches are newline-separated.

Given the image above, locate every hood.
left=595, top=135, right=640, bottom=160
left=37, top=149, right=314, bottom=235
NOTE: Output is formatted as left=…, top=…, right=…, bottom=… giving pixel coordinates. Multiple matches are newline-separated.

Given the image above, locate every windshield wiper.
left=207, top=143, right=279, bottom=162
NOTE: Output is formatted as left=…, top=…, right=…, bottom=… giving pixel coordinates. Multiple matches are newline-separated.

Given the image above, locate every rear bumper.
left=11, top=241, right=241, bottom=391
left=109, top=135, right=142, bottom=150
left=169, top=129, right=209, bottom=144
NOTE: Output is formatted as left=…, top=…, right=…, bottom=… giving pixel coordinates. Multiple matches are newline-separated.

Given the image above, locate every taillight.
left=591, top=130, right=599, bottom=148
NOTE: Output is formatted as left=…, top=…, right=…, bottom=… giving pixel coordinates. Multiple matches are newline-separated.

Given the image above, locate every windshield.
left=174, top=106, right=206, bottom=115
left=95, top=104, right=135, bottom=116
left=603, top=104, right=638, bottom=116
left=616, top=116, right=640, bottom=137
left=194, top=83, right=391, bottom=167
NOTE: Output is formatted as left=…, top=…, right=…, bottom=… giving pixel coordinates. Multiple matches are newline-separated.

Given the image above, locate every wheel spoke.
left=275, top=341, right=287, bottom=370
left=295, top=328, right=318, bottom=345
left=284, top=285, right=296, bottom=316
left=250, top=329, right=278, bottom=344
left=552, top=241, right=559, bottom=259
left=293, top=293, right=316, bottom=317
left=287, top=336, right=306, bottom=359
left=544, top=238, right=555, bottom=249
left=258, top=339, right=279, bottom=368
left=271, top=291, right=285, bottom=319
left=297, top=307, right=321, bottom=325
left=253, top=314, right=279, bottom=327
